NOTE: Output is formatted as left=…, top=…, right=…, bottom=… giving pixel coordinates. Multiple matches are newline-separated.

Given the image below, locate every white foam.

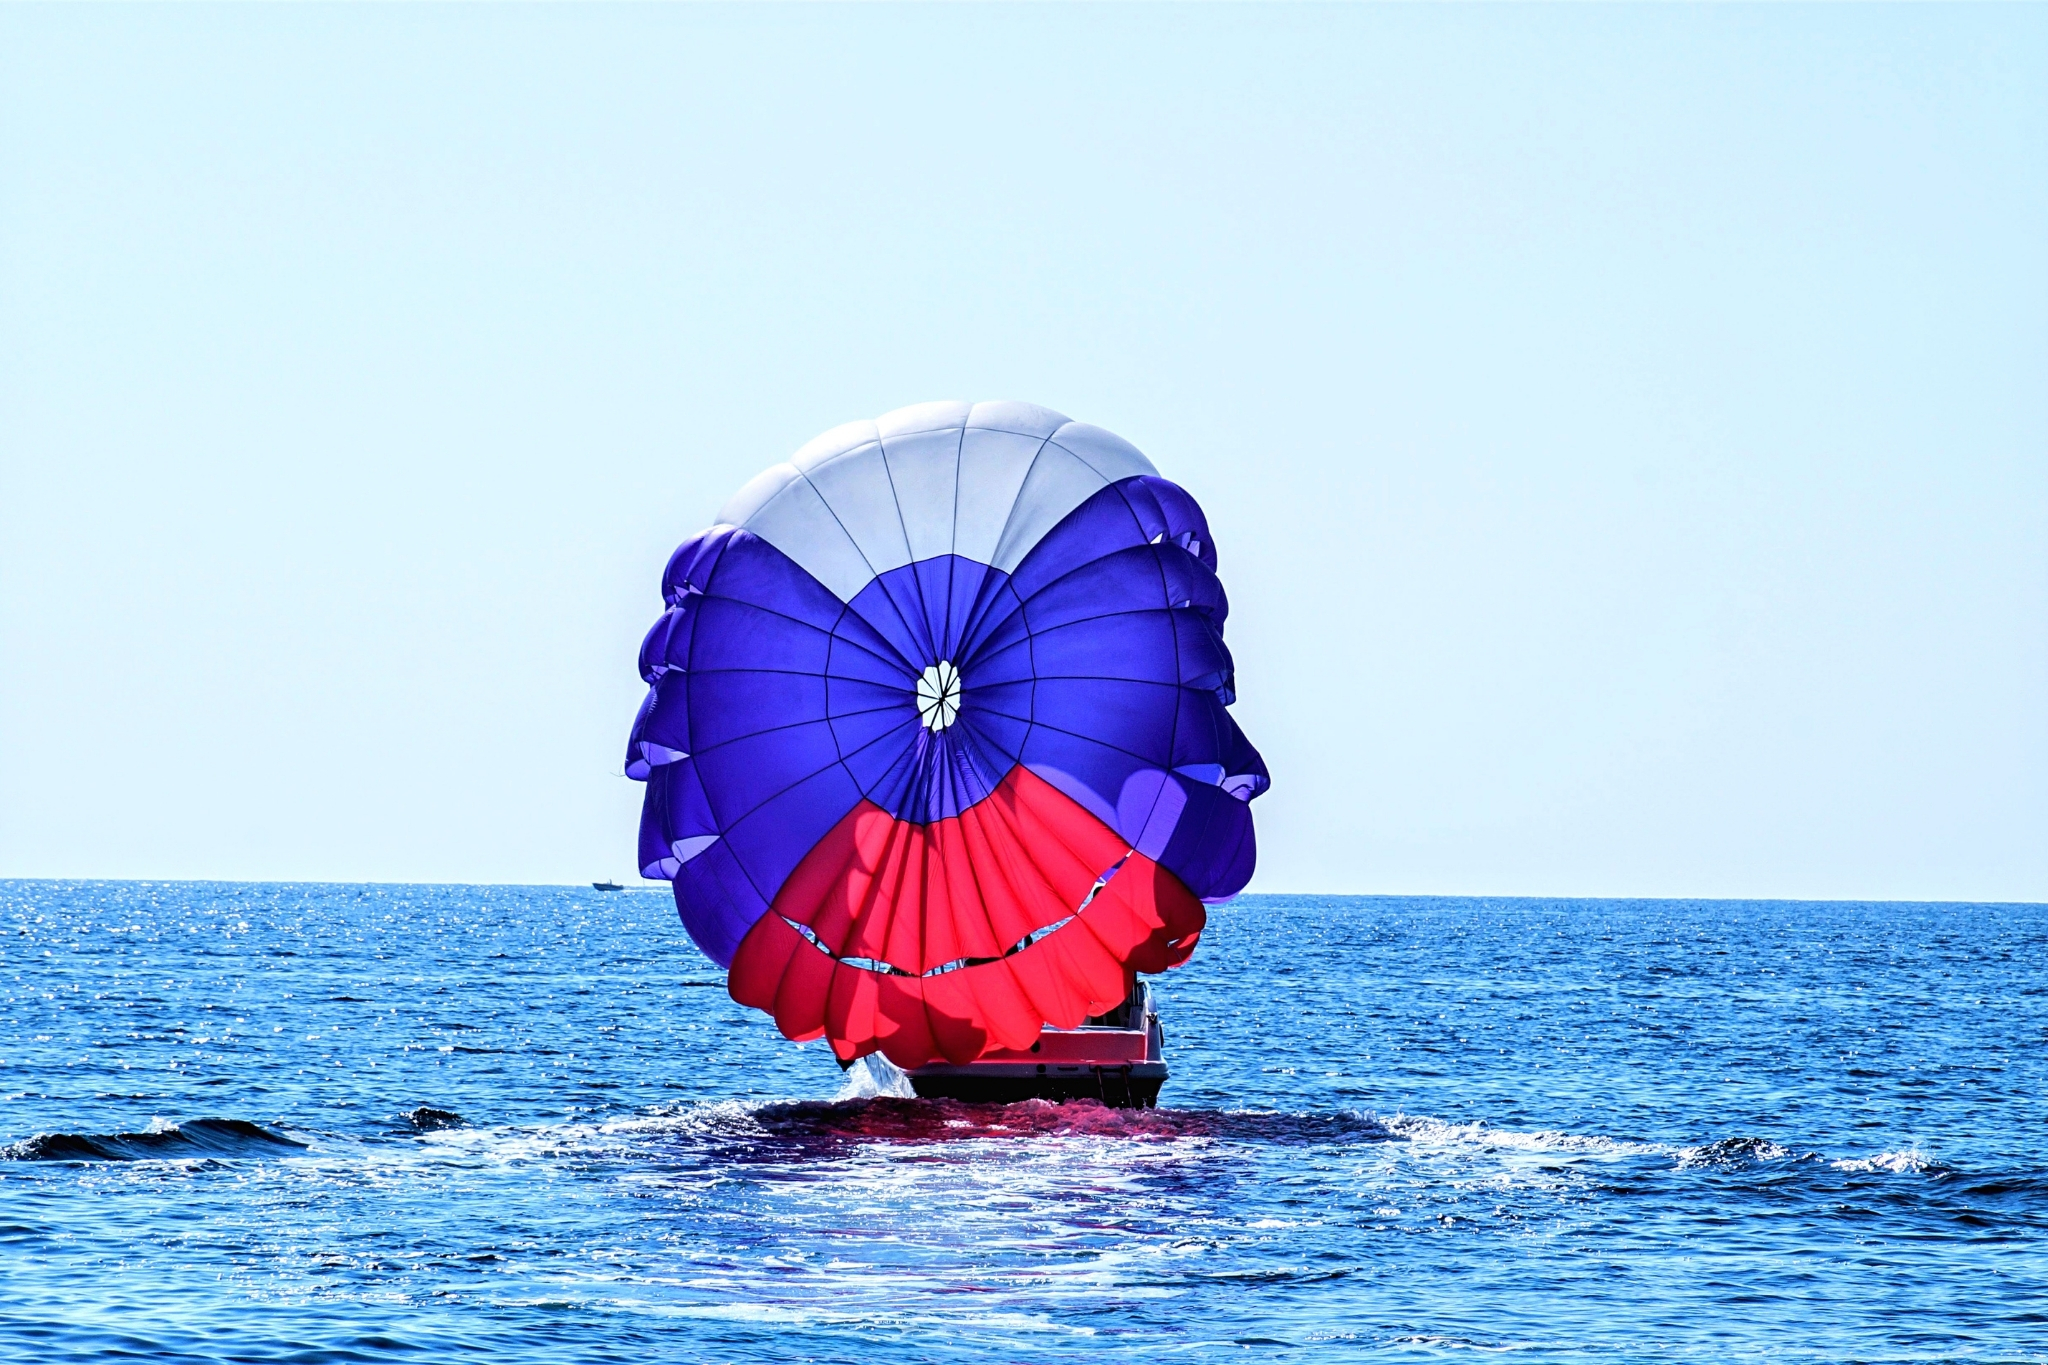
left=1377, top=1112, right=1668, bottom=1158
left=1390, top=1334, right=1531, bottom=1353
left=833, top=1054, right=915, bottom=1101
left=1831, top=1147, right=1937, bottom=1175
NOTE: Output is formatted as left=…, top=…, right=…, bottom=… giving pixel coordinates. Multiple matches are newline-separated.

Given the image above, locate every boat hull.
left=902, top=982, right=1168, bottom=1108
left=906, top=1063, right=1165, bottom=1107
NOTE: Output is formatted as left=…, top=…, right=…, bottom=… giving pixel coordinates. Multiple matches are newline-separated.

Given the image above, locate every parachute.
left=625, top=402, right=1269, bottom=1069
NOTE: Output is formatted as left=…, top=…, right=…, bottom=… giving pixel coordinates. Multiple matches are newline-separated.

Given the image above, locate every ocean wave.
left=1830, top=1148, right=1947, bottom=1176
left=1378, top=1113, right=1667, bottom=1158
left=2, top=1116, right=309, bottom=1163
left=1674, top=1136, right=1814, bottom=1169
left=259, top=1092, right=1988, bottom=1195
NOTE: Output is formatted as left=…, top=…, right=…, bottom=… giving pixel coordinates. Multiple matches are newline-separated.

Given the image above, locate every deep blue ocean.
left=3, top=882, right=2043, bottom=1363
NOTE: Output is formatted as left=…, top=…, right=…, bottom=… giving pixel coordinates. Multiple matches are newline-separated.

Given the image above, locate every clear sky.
left=2, top=4, right=2042, bottom=901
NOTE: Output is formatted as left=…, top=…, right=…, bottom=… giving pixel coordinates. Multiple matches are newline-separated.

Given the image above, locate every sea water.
left=2, top=882, right=2042, bottom=1362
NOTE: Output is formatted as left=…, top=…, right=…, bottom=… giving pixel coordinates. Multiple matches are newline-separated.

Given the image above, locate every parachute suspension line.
left=777, top=849, right=1135, bottom=980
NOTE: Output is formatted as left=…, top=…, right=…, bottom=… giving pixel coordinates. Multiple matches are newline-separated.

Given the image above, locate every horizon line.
left=2, top=874, right=2041, bottom=910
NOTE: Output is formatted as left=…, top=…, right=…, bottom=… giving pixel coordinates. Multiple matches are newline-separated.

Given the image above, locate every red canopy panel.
left=726, top=766, right=1204, bottom=1068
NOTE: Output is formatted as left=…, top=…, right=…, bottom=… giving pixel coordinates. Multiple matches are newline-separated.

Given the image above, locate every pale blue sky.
left=3, top=4, right=2042, bottom=900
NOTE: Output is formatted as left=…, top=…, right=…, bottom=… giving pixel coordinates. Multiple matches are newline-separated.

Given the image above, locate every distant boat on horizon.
left=591, top=879, right=623, bottom=892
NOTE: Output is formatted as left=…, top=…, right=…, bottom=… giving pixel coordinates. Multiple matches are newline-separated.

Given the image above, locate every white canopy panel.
left=715, top=401, right=1158, bottom=604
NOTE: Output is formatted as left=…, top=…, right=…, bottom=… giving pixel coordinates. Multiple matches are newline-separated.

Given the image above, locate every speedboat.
left=591, top=879, right=624, bottom=892
left=901, top=980, right=1168, bottom=1108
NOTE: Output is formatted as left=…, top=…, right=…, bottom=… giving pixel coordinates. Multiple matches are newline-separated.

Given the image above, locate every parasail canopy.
left=626, top=401, right=1269, bottom=1068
